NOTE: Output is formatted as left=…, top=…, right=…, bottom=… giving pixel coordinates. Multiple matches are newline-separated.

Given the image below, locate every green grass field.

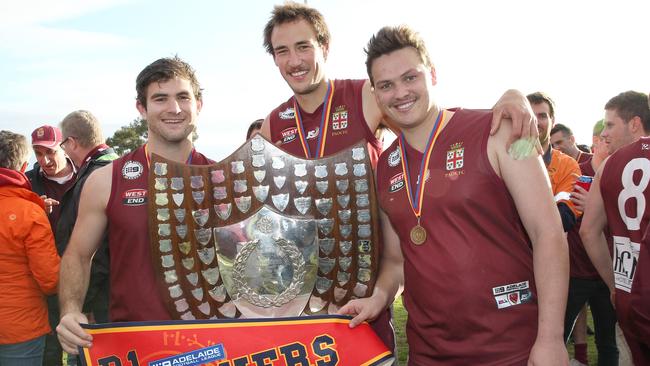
left=392, top=297, right=599, bottom=365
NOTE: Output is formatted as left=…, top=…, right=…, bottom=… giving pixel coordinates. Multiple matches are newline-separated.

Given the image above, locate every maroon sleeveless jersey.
left=601, top=137, right=650, bottom=351
left=629, top=226, right=650, bottom=362
left=106, top=146, right=211, bottom=321
left=268, top=79, right=382, bottom=167
left=567, top=159, right=600, bottom=279
left=376, top=109, right=537, bottom=365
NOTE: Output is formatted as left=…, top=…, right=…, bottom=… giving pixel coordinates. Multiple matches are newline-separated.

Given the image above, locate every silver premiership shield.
left=148, top=135, right=380, bottom=320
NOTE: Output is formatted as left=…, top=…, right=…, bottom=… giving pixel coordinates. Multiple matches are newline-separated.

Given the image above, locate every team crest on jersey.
left=332, top=106, right=349, bottom=131
left=122, top=188, right=147, bottom=206
left=387, top=148, right=401, bottom=167
left=306, top=127, right=320, bottom=140
left=122, top=160, right=143, bottom=180
left=388, top=172, right=405, bottom=193
left=279, top=107, right=295, bottom=120
left=492, top=280, right=533, bottom=309
left=446, top=142, right=464, bottom=171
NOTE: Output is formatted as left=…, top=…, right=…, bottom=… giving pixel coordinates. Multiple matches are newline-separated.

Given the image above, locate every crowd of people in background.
left=0, top=2, right=649, bottom=366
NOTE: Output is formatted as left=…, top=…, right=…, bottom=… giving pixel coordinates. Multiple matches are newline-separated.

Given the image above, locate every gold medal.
left=410, top=225, right=427, bottom=245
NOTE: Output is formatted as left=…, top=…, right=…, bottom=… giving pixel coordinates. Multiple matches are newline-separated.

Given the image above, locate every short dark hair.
left=0, top=130, right=29, bottom=170
left=136, top=56, right=202, bottom=109
left=246, top=119, right=264, bottom=140
left=605, top=91, right=650, bottom=133
left=550, top=123, right=572, bottom=137
left=526, top=92, right=556, bottom=120
left=365, top=25, right=432, bottom=86
left=263, top=2, right=330, bottom=56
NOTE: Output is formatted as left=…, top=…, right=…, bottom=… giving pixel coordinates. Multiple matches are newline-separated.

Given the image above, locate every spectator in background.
left=47, top=111, right=119, bottom=365
left=563, top=119, right=618, bottom=366
left=26, top=125, right=76, bottom=230
left=550, top=123, right=592, bottom=164
left=0, top=130, right=60, bottom=366
left=246, top=119, right=263, bottom=140
left=527, top=92, right=580, bottom=233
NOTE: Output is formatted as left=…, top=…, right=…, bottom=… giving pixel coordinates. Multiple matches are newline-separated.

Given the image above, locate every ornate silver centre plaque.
left=148, top=135, right=380, bottom=320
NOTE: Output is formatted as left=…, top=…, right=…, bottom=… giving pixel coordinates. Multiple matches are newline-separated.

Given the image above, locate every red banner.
left=79, top=315, right=392, bottom=366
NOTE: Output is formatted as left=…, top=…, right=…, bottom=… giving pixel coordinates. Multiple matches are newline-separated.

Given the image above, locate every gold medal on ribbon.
left=398, top=110, right=445, bottom=246
left=410, top=224, right=427, bottom=245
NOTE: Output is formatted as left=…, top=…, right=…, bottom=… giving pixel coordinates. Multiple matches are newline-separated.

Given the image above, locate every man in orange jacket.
left=0, top=130, right=60, bottom=365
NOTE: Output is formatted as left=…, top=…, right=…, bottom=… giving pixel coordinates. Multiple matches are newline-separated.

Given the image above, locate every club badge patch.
left=387, top=148, right=401, bottom=167
left=446, top=142, right=464, bottom=171
left=122, top=160, right=144, bottom=180
left=332, top=106, right=349, bottom=131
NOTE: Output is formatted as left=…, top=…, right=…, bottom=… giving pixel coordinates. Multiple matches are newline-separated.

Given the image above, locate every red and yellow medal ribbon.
left=398, top=109, right=445, bottom=220
left=293, top=80, right=335, bottom=158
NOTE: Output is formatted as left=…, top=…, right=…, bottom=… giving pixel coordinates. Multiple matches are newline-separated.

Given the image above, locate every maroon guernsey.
left=268, top=79, right=382, bottom=167
left=105, top=146, right=211, bottom=321
left=377, top=109, right=537, bottom=365
left=600, top=136, right=650, bottom=362
left=630, top=225, right=650, bottom=363
left=567, top=159, right=600, bottom=279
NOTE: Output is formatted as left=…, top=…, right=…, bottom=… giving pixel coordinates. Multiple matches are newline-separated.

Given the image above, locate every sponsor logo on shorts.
left=493, top=281, right=533, bottom=309
left=122, top=160, right=143, bottom=180
left=279, top=107, right=295, bottom=120
left=122, top=188, right=147, bottom=206
left=388, top=172, right=405, bottom=193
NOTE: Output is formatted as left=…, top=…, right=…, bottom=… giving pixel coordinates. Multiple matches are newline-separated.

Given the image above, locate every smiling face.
left=136, top=77, right=202, bottom=145
left=271, top=19, right=328, bottom=96
left=531, top=102, right=553, bottom=149
left=370, top=47, right=437, bottom=133
left=601, top=108, right=636, bottom=154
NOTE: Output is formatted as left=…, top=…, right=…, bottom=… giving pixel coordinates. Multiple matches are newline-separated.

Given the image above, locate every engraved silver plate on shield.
left=171, top=177, right=184, bottom=191
left=191, top=175, right=204, bottom=189
left=155, top=193, right=168, bottom=206
left=334, top=162, right=348, bottom=176
left=176, top=224, right=188, bottom=239
left=178, top=241, right=192, bottom=255
left=157, top=208, right=170, bottom=222
left=293, top=197, right=311, bottom=215
left=315, top=181, right=328, bottom=194
left=253, top=185, right=269, bottom=202
left=337, top=194, right=350, bottom=208
left=231, top=161, right=245, bottom=175
left=192, top=191, right=205, bottom=205
left=213, top=186, right=227, bottom=200
left=294, top=180, right=308, bottom=195
left=252, top=154, right=266, bottom=168
left=318, top=219, right=334, bottom=236
left=272, top=156, right=285, bottom=170
left=352, top=147, right=365, bottom=161
left=211, top=170, right=225, bottom=184
left=235, top=196, right=252, bottom=213
left=214, top=203, right=232, bottom=220
left=315, top=198, right=333, bottom=216
left=336, top=179, right=349, bottom=193
left=294, top=163, right=307, bottom=177
left=155, top=178, right=168, bottom=191
left=356, top=194, right=369, bottom=207
left=254, top=170, right=266, bottom=183
left=250, top=135, right=265, bottom=152
left=192, top=209, right=210, bottom=227
left=154, top=162, right=167, bottom=176
left=194, top=228, right=212, bottom=246
left=234, top=180, right=248, bottom=194
left=340, top=241, right=352, bottom=256
left=272, top=193, right=289, bottom=212
left=314, top=165, right=328, bottom=179
left=273, top=176, right=286, bottom=189
left=354, top=179, right=369, bottom=193
left=353, top=163, right=366, bottom=177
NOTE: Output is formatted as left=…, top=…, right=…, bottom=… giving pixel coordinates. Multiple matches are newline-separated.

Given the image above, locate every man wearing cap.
left=26, top=125, right=76, bottom=231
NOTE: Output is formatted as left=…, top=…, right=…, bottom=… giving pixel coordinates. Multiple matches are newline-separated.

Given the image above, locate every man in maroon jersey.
left=260, top=2, right=541, bottom=352
left=581, top=90, right=650, bottom=365
left=56, top=56, right=212, bottom=355
left=551, top=123, right=593, bottom=165
left=562, top=120, right=618, bottom=366
left=339, top=25, right=569, bottom=365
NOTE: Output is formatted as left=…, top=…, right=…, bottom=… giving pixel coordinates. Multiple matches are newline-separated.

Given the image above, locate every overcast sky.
left=1, top=0, right=648, bottom=162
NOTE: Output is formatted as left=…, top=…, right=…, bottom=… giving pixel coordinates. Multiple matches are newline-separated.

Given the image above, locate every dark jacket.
left=55, top=146, right=118, bottom=317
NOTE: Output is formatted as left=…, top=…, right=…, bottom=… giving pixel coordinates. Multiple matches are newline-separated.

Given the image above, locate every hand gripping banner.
left=148, top=135, right=380, bottom=320
left=79, top=315, right=393, bottom=366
